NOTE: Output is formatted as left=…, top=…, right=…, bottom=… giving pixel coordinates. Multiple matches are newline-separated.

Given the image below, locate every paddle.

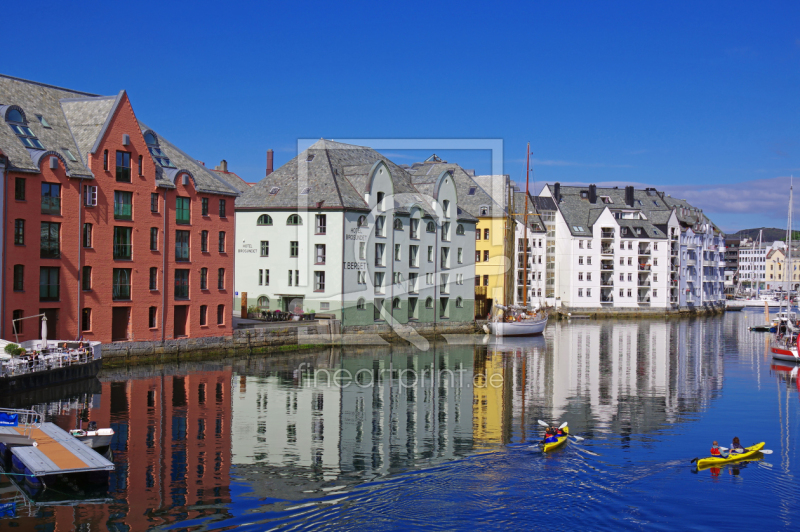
left=720, top=446, right=773, bottom=455
left=537, top=419, right=550, bottom=428
left=570, top=435, right=585, bottom=442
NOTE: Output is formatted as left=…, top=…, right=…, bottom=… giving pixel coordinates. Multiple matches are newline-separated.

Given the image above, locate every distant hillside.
left=730, top=227, right=791, bottom=241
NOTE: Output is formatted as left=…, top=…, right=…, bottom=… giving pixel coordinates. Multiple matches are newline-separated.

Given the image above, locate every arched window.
left=356, top=298, right=366, bottom=310
left=6, top=109, right=24, bottom=123
left=287, top=214, right=302, bottom=225
left=257, top=214, right=273, bottom=226
left=456, top=297, right=463, bottom=308
left=456, top=224, right=465, bottom=235
left=376, top=191, right=385, bottom=212
left=426, top=221, right=435, bottom=233
left=6, top=108, right=44, bottom=149
left=443, top=200, right=450, bottom=218
left=357, top=215, right=367, bottom=227
left=144, top=132, right=157, bottom=145
left=393, top=298, right=401, bottom=309
left=393, top=218, right=403, bottom=230
left=479, top=206, right=489, bottom=216
left=257, top=296, right=270, bottom=309
left=425, top=297, right=433, bottom=309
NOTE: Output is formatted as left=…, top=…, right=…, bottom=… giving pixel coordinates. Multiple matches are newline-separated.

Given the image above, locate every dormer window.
left=144, top=131, right=175, bottom=168
left=300, top=187, right=311, bottom=195
left=479, top=206, right=489, bottom=216
left=36, top=115, right=51, bottom=128
left=601, top=196, right=612, bottom=204
left=6, top=108, right=44, bottom=149
left=468, top=187, right=477, bottom=196
left=306, top=154, right=315, bottom=162
left=269, top=187, right=280, bottom=195
left=63, top=149, right=78, bottom=162
left=580, top=191, right=588, bottom=198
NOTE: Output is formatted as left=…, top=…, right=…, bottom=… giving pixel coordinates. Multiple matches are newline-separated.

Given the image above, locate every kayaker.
left=710, top=441, right=722, bottom=456
left=730, top=437, right=745, bottom=454
left=544, top=428, right=558, bottom=443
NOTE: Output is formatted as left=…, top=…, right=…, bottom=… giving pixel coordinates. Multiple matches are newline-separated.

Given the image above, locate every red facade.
left=2, top=92, right=235, bottom=343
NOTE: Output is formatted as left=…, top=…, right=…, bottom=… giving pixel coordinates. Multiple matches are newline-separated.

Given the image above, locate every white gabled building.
left=511, top=191, right=551, bottom=307
left=234, top=140, right=477, bottom=329
left=539, top=184, right=682, bottom=310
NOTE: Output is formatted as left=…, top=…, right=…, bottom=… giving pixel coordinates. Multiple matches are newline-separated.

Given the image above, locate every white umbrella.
left=40, top=316, right=47, bottom=350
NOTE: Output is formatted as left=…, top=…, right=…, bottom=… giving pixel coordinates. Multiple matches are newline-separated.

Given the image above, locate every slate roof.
left=0, top=74, right=241, bottom=197
left=547, top=184, right=676, bottom=239
left=660, top=195, right=723, bottom=235
left=236, top=140, right=477, bottom=222
left=405, top=160, right=503, bottom=219
left=211, top=168, right=252, bottom=192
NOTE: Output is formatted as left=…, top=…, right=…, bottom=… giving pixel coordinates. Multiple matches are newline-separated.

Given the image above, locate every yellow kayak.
left=543, top=426, right=569, bottom=452
left=695, top=442, right=765, bottom=468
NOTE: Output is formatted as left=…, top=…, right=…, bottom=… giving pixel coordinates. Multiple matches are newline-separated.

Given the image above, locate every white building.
left=511, top=191, right=550, bottom=307
left=234, top=140, right=477, bottom=329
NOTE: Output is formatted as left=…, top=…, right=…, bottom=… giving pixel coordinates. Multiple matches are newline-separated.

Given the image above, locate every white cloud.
left=531, top=159, right=632, bottom=169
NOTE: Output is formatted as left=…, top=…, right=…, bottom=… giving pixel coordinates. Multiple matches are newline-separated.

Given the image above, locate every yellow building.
left=766, top=246, right=800, bottom=290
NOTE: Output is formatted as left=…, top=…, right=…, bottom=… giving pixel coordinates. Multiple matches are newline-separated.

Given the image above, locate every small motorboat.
left=69, top=425, right=114, bottom=449
left=695, top=442, right=765, bottom=468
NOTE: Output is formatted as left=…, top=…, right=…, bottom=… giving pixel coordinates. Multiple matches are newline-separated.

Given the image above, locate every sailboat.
left=488, top=143, right=549, bottom=337
left=770, top=179, right=800, bottom=363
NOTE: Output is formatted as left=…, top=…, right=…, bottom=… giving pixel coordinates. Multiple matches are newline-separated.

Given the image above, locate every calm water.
left=1, top=311, right=799, bottom=530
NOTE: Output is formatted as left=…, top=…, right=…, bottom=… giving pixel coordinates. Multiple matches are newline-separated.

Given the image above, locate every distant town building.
left=510, top=191, right=551, bottom=307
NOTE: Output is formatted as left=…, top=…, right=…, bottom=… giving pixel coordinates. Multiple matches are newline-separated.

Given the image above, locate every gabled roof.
left=211, top=168, right=251, bottom=192
left=405, top=160, right=501, bottom=219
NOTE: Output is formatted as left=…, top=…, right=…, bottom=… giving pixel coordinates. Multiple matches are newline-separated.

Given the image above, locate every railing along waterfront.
left=0, top=348, right=95, bottom=378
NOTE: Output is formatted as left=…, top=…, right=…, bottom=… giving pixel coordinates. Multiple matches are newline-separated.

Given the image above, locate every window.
left=484, top=228, right=489, bottom=240
left=476, top=251, right=481, bottom=262
left=39, top=267, right=59, bottom=301
left=316, top=244, right=326, bottom=264
left=175, top=269, right=189, bottom=298
left=14, top=219, right=24, bottom=245
left=393, top=272, right=403, bottom=285
left=456, top=224, right=465, bottom=235
left=628, top=257, right=632, bottom=266
left=456, top=297, right=464, bottom=308
left=427, top=221, right=436, bottom=233
left=316, top=214, right=327, bottom=234
left=35, top=114, right=51, bottom=128
left=176, top=197, right=190, bottom=224
left=149, top=307, right=158, bottom=328
left=81, top=223, right=92, bottom=248
left=359, top=242, right=366, bottom=260
left=257, top=214, right=273, bottom=226
left=80, top=184, right=97, bottom=207
left=394, top=244, right=401, bottom=261
left=260, top=241, right=269, bottom=257
left=376, top=191, right=385, bottom=212
left=217, top=305, right=225, bottom=325
left=6, top=110, right=44, bottom=149
left=113, top=191, right=133, bottom=220
left=409, top=245, right=419, bottom=267
left=374, top=272, right=385, bottom=293
left=476, top=230, right=481, bottom=241
left=426, top=273, right=434, bottom=285
left=587, top=273, right=592, bottom=281
left=483, top=275, right=489, bottom=286
left=150, top=227, right=159, bottom=251
left=441, top=247, right=449, bottom=269
left=628, top=273, right=632, bottom=281
left=468, top=187, right=477, bottom=196
left=357, top=215, right=367, bottom=227
left=357, top=271, right=366, bottom=284
left=393, top=298, right=401, bottom=310
left=443, top=199, right=450, bottom=217
left=287, top=214, right=302, bottom=225
left=138, top=155, right=143, bottom=176
left=82, top=309, right=91, bottom=332
left=175, top=230, right=190, bottom=261
left=426, top=297, right=434, bottom=309
left=375, top=243, right=385, bottom=266
left=300, top=187, right=311, bottom=195
left=202, top=198, right=209, bottom=216
left=13, top=265, right=23, bottom=291
left=620, top=288, right=624, bottom=297
left=628, top=289, right=632, bottom=297
left=409, top=272, right=419, bottom=293
left=457, top=273, right=464, bottom=285
left=149, top=267, right=158, bottom=290
left=442, top=222, right=451, bottom=242
left=480, top=207, right=489, bottom=216
left=579, top=272, right=583, bottom=281
left=394, top=218, right=403, bottom=230
left=218, top=231, right=226, bottom=253
left=428, top=246, right=434, bottom=262
left=151, top=193, right=159, bottom=213
left=376, top=216, right=386, bottom=237
left=201, top=230, right=208, bottom=252
left=219, top=199, right=227, bottom=217
left=82, top=266, right=91, bottom=291
left=269, top=186, right=280, bottom=195
left=218, top=268, right=225, bottom=289
left=290, top=241, right=299, bottom=257
left=41, top=222, right=60, bottom=258
left=587, top=257, right=592, bottom=265
left=41, top=183, right=61, bottom=215
left=357, top=298, right=366, bottom=310
left=200, top=268, right=208, bottom=290
left=103, top=149, right=108, bottom=170
left=483, top=250, right=489, bottom=261
left=440, top=273, right=449, bottom=293
left=14, top=178, right=25, bottom=200
left=580, top=240, right=584, bottom=249
left=374, top=298, right=384, bottom=320
left=579, top=256, right=584, bottom=265
left=587, top=288, right=592, bottom=297
left=288, top=270, right=293, bottom=286
left=439, top=297, right=449, bottom=318
left=257, top=296, right=270, bottom=309
left=116, top=151, right=131, bottom=182
left=653, top=289, right=658, bottom=298
left=112, top=268, right=131, bottom=300
left=411, top=219, right=420, bottom=239
left=314, top=271, right=325, bottom=291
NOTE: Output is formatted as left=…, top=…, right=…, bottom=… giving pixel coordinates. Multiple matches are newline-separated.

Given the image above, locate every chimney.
left=266, top=149, right=274, bottom=176
left=625, top=185, right=635, bottom=207
left=588, top=184, right=597, bottom=204
left=219, top=159, right=228, bottom=172
left=553, top=182, right=561, bottom=203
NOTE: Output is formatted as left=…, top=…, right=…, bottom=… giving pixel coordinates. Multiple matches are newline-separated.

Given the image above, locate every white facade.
left=511, top=219, right=548, bottom=307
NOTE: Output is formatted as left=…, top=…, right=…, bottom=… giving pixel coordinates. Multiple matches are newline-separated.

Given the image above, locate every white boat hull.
left=70, top=428, right=114, bottom=449
left=727, top=300, right=782, bottom=309
left=488, top=317, right=548, bottom=337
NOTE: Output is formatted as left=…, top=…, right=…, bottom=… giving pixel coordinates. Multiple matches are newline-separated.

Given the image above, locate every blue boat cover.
left=0, top=413, right=19, bottom=426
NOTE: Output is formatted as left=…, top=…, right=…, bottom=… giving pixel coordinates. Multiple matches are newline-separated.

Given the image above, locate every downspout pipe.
left=76, top=176, right=85, bottom=340
left=161, top=187, right=167, bottom=342
left=0, top=155, right=7, bottom=339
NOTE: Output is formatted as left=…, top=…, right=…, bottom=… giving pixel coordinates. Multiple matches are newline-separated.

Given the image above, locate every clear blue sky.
left=4, top=1, right=799, bottom=232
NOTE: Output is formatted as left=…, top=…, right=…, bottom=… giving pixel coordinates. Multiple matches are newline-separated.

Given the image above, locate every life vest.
left=710, top=446, right=721, bottom=456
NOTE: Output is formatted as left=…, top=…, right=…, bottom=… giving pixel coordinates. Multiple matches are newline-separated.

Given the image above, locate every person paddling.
left=710, top=441, right=722, bottom=456
left=729, top=437, right=745, bottom=454
left=543, top=428, right=558, bottom=443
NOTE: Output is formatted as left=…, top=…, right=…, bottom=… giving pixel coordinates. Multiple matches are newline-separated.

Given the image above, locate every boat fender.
left=483, top=324, right=490, bottom=334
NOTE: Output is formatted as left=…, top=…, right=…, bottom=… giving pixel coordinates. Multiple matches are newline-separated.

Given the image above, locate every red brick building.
left=0, top=75, right=239, bottom=343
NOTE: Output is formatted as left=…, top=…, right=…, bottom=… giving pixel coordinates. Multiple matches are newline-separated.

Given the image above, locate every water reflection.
left=1, top=315, right=796, bottom=530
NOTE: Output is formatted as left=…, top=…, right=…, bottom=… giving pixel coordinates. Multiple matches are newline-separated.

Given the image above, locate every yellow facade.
left=472, top=353, right=509, bottom=445
left=766, top=248, right=800, bottom=289
left=474, top=216, right=513, bottom=315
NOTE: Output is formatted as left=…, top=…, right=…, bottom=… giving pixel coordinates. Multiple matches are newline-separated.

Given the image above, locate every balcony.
left=686, top=259, right=696, bottom=267
left=670, top=297, right=678, bottom=304
left=638, top=296, right=651, bottom=304
left=475, top=286, right=488, bottom=298
left=671, top=245, right=679, bottom=255
left=600, top=247, right=615, bottom=255
left=638, top=281, right=651, bottom=287
left=718, top=261, right=726, bottom=268
left=600, top=278, right=614, bottom=287
left=601, top=263, right=614, bottom=271
left=687, top=242, right=697, bottom=250
left=601, top=295, right=614, bottom=304
left=638, top=247, right=651, bottom=255
left=637, top=263, right=651, bottom=271
left=670, top=233, right=679, bottom=240
left=601, top=230, right=615, bottom=239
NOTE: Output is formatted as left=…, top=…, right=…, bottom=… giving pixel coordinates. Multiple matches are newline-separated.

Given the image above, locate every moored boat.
left=488, top=310, right=548, bottom=337
left=69, top=427, right=115, bottom=450
left=695, top=442, right=765, bottom=468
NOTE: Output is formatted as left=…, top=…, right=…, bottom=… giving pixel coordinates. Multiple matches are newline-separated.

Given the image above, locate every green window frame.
left=116, top=151, right=131, bottom=182
left=39, top=267, right=59, bottom=301
left=41, top=183, right=61, bottom=215
left=200, top=267, right=208, bottom=290
left=113, top=227, right=132, bottom=260
left=175, top=269, right=189, bottom=299
left=176, top=197, right=190, bottom=224
left=114, top=191, right=133, bottom=220
left=14, top=219, right=24, bottom=245
left=82, top=266, right=92, bottom=291
left=40, top=222, right=60, bottom=258
left=202, top=197, right=209, bottom=216
left=112, top=268, right=131, bottom=300
left=175, top=230, right=190, bottom=261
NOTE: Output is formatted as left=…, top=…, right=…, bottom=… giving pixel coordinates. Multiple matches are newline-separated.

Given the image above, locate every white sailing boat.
left=488, top=143, right=549, bottom=337
left=770, top=179, right=800, bottom=363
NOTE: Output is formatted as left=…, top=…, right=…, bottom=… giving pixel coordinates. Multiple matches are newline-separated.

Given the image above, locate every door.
left=111, top=307, right=131, bottom=341
left=38, top=309, right=59, bottom=340
left=174, top=305, right=188, bottom=337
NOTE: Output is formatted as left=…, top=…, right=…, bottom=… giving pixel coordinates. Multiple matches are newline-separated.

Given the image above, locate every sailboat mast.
left=788, top=179, right=793, bottom=300
left=523, top=142, right=530, bottom=308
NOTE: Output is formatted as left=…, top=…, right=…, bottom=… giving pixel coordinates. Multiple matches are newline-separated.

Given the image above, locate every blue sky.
left=4, top=1, right=799, bottom=231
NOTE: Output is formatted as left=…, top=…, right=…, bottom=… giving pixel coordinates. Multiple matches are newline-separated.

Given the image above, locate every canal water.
left=1, top=312, right=799, bottom=530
